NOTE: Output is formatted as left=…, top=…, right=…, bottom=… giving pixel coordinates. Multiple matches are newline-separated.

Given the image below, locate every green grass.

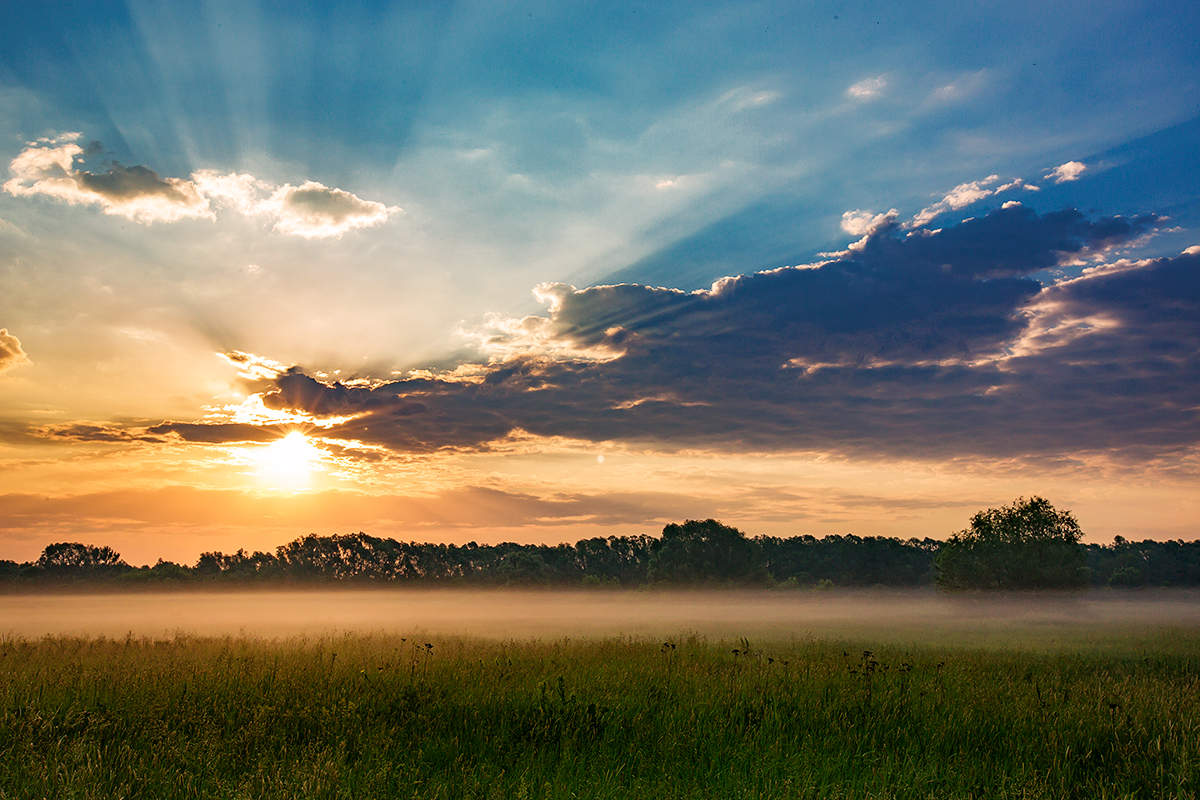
left=1, top=629, right=1198, bottom=799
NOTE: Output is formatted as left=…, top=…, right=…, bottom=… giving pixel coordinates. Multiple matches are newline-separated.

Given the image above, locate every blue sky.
left=1, top=0, right=1198, bottom=561
left=6, top=1, right=1197, bottom=279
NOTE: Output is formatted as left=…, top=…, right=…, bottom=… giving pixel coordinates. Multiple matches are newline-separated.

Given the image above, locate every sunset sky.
left=2, top=0, right=1198, bottom=564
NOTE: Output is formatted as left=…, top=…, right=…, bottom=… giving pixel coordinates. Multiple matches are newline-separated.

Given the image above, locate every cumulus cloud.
left=266, top=181, right=399, bottom=239
left=188, top=170, right=266, bottom=212
left=910, top=174, right=1038, bottom=227
left=189, top=170, right=400, bottom=238
left=3, top=133, right=210, bottom=223
left=138, top=204, right=1188, bottom=463
left=846, top=75, right=887, bottom=100
left=1045, top=161, right=1087, bottom=183
left=5, top=134, right=399, bottom=237
left=840, top=208, right=898, bottom=236
left=0, top=328, right=30, bottom=373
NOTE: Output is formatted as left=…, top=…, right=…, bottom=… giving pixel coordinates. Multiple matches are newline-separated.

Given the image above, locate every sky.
left=1, top=0, right=1198, bottom=564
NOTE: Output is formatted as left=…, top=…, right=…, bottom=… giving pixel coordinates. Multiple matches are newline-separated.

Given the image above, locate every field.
left=1, top=590, right=1199, bottom=799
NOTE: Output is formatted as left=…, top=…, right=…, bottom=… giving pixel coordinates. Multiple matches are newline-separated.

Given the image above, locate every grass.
left=1, top=628, right=1198, bottom=799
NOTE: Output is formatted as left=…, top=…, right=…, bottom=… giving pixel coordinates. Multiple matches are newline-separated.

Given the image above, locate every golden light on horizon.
left=254, top=431, right=322, bottom=491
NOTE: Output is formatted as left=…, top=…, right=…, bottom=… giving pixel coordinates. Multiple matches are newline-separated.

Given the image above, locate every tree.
left=649, top=519, right=763, bottom=583
left=35, top=542, right=126, bottom=573
left=493, top=549, right=554, bottom=585
left=935, top=497, right=1086, bottom=589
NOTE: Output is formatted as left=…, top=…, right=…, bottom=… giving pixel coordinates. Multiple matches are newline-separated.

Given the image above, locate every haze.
left=5, top=589, right=1199, bottom=646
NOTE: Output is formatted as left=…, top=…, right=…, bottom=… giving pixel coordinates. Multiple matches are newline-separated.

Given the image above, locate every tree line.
left=2, top=499, right=1198, bottom=590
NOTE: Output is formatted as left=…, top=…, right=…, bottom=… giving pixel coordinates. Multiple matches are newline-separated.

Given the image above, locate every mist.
left=4, top=588, right=1199, bottom=644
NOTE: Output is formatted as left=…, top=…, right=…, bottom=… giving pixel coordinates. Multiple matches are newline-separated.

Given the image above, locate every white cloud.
left=840, top=208, right=898, bottom=236
left=910, top=174, right=1037, bottom=227
left=218, top=350, right=291, bottom=381
left=1044, top=161, right=1087, bottom=183
left=719, top=87, right=781, bottom=111
left=5, top=133, right=400, bottom=238
left=3, top=134, right=211, bottom=223
left=943, top=174, right=1000, bottom=208
left=190, top=170, right=268, bottom=213
left=457, top=282, right=627, bottom=364
left=0, top=328, right=30, bottom=373
left=846, top=75, right=887, bottom=100
left=928, top=70, right=990, bottom=104
left=265, top=181, right=400, bottom=239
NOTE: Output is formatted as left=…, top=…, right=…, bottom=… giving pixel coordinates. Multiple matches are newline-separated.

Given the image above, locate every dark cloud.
left=75, top=162, right=198, bottom=205
left=0, top=421, right=42, bottom=445
left=37, top=423, right=164, bottom=444
left=19, top=421, right=294, bottom=447
left=860, top=208, right=1159, bottom=279
left=989, top=252, right=1200, bottom=454
left=147, top=422, right=293, bottom=444
left=151, top=207, right=1199, bottom=460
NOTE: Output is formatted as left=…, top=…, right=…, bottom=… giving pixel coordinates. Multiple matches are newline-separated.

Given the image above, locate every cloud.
left=3, top=133, right=211, bottom=223
left=33, top=423, right=163, bottom=443
left=146, top=422, right=291, bottom=444
left=141, top=205, right=1188, bottom=463
left=1045, top=161, right=1087, bottom=183
left=0, top=485, right=697, bottom=537
left=928, top=70, right=990, bottom=104
left=840, top=208, right=898, bottom=236
left=190, top=170, right=401, bottom=238
left=846, top=75, right=887, bottom=100
left=5, top=133, right=399, bottom=237
left=910, top=174, right=1038, bottom=227
left=0, top=328, right=30, bottom=373
left=265, top=181, right=399, bottom=239
left=188, top=170, right=265, bottom=212
left=719, top=87, right=781, bottom=111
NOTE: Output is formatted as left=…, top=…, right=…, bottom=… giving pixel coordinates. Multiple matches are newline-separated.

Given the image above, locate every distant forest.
left=3, top=517, right=1199, bottom=590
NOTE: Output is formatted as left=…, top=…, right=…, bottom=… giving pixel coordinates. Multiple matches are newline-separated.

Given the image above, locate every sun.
left=254, top=431, right=322, bottom=490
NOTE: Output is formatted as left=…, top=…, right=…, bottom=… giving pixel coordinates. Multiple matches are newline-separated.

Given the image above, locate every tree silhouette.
left=935, top=497, right=1086, bottom=589
left=36, top=542, right=126, bottom=572
left=6, top=517, right=1199, bottom=589
left=650, top=519, right=763, bottom=583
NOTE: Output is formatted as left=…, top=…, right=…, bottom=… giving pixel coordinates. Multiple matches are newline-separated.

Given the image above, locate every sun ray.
left=253, top=431, right=322, bottom=491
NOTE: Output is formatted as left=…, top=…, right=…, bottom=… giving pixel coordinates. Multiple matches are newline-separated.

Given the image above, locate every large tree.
left=35, top=542, right=126, bottom=572
left=935, top=497, right=1087, bottom=589
left=649, top=519, right=764, bottom=583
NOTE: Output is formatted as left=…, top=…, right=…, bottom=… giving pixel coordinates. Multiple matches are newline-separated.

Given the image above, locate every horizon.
left=7, top=515, right=1190, bottom=578
left=2, top=1, right=1199, bottom=565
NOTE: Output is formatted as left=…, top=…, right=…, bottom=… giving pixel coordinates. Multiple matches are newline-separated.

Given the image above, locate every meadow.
left=1, top=590, right=1198, bottom=799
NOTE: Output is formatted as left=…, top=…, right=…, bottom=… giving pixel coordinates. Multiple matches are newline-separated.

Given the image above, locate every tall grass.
left=1, top=630, right=1197, bottom=799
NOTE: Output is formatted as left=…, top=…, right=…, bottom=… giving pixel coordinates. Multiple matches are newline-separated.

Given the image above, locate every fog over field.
left=4, top=589, right=1199, bottom=643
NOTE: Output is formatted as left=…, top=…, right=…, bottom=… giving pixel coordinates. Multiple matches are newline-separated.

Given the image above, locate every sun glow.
left=254, top=431, right=322, bottom=490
